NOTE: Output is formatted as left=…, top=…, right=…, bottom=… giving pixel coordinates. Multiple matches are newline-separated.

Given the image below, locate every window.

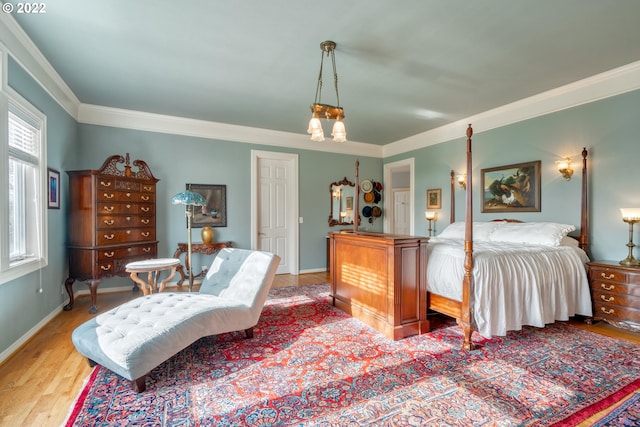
left=0, top=58, right=47, bottom=285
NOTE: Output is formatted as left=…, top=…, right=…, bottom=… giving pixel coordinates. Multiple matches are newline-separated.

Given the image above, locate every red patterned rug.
left=64, top=283, right=640, bottom=426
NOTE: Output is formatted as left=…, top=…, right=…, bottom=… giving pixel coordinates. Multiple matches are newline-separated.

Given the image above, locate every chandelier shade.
left=307, top=41, right=347, bottom=142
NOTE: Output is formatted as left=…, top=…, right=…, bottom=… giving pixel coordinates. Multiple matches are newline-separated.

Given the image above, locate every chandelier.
left=307, top=40, right=347, bottom=142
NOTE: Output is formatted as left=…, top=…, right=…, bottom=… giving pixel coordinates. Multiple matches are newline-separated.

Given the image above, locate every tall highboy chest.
left=64, top=153, right=159, bottom=313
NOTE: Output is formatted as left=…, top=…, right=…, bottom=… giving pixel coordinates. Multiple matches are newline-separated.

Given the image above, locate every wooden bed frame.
left=429, top=124, right=590, bottom=350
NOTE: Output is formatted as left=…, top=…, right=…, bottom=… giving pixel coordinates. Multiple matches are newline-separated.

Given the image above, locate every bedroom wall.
left=386, top=88, right=640, bottom=262
left=73, top=124, right=384, bottom=290
left=0, top=57, right=78, bottom=357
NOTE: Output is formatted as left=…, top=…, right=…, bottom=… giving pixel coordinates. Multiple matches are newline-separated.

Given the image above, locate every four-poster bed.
left=427, top=124, right=592, bottom=350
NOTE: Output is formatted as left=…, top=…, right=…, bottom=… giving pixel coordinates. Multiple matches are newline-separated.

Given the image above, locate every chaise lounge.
left=71, top=248, right=280, bottom=392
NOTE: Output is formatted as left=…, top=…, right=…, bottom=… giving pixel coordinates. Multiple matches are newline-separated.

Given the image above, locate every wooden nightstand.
left=587, top=260, right=640, bottom=332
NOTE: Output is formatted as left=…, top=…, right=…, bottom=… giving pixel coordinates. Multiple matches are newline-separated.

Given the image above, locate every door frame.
left=383, top=158, right=415, bottom=235
left=250, top=150, right=299, bottom=275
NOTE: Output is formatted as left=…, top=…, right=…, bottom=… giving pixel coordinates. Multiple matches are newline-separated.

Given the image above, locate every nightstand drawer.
left=590, top=280, right=640, bottom=297
left=589, top=266, right=640, bottom=285
left=592, top=290, right=640, bottom=309
left=593, top=302, right=640, bottom=323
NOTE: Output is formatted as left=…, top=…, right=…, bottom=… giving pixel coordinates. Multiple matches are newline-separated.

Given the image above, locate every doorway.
left=383, top=158, right=415, bottom=235
left=251, top=150, right=299, bottom=275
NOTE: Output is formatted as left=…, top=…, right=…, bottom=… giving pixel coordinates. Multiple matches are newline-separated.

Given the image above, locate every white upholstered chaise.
left=71, top=248, right=280, bottom=392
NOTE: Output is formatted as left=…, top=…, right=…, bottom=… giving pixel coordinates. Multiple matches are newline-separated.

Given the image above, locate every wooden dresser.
left=64, top=154, right=159, bottom=313
left=587, top=260, right=640, bottom=332
left=329, top=231, right=429, bottom=340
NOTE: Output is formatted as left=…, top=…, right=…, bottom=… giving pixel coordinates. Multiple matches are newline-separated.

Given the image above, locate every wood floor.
left=1, top=271, right=638, bottom=427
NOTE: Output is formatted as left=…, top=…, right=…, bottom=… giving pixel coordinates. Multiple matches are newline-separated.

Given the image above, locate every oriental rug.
left=64, top=283, right=640, bottom=426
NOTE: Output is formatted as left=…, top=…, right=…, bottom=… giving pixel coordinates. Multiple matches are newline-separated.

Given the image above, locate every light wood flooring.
left=1, top=271, right=638, bottom=427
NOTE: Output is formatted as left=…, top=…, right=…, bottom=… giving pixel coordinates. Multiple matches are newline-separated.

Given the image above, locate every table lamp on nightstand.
left=172, top=187, right=207, bottom=291
left=620, top=208, right=640, bottom=266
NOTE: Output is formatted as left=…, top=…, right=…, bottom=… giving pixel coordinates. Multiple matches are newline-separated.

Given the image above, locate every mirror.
left=329, top=177, right=357, bottom=226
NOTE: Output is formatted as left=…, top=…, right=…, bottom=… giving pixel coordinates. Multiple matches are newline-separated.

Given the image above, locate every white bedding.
left=427, top=237, right=593, bottom=338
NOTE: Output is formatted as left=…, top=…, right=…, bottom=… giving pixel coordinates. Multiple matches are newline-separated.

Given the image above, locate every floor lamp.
left=172, top=188, right=206, bottom=291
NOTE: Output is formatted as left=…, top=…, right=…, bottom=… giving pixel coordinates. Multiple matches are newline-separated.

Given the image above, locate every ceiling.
left=11, top=0, right=640, bottom=146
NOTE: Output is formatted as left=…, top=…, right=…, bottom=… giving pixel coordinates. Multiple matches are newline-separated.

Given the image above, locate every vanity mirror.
left=329, top=177, right=358, bottom=226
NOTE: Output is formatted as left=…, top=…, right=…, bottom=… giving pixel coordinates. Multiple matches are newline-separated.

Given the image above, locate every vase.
left=201, top=226, right=214, bottom=244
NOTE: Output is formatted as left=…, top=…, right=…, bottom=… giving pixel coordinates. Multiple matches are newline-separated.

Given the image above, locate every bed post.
left=450, top=170, right=456, bottom=224
left=579, top=148, right=589, bottom=258
left=460, top=124, right=475, bottom=350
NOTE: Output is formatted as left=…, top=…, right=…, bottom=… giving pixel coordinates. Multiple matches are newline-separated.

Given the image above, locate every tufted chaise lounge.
left=71, top=248, right=280, bottom=392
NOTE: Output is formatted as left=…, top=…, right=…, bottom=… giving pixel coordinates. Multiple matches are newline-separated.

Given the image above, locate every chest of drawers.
left=64, top=154, right=159, bottom=313
left=587, top=260, right=640, bottom=332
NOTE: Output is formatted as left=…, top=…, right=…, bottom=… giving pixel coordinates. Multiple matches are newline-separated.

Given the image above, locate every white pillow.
left=560, top=235, right=580, bottom=247
left=438, top=221, right=503, bottom=241
left=489, top=222, right=576, bottom=246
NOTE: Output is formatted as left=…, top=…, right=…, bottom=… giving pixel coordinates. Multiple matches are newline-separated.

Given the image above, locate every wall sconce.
left=307, top=41, right=347, bottom=143
left=457, top=174, right=467, bottom=189
left=556, top=157, right=573, bottom=181
left=620, top=208, right=640, bottom=266
left=332, top=187, right=341, bottom=200
left=425, top=211, right=436, bottom=237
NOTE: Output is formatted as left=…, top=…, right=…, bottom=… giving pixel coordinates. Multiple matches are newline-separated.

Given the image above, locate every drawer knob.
left=141, top=207, right=150, bottom=212
left=100, top=265, right=112, bottom=271
left=600, top=272, right=615, bottom=280
left=104, top=219, right=114, bottom=226
left=143, top=247, right=151, bottom=253
left=600, top=307, right=615, bottom=315
left=141, top=219, right=150, bottom=224
left=103, top=193, right=114, bottom=199
left=104, top=234, right=114, bottom=240
left=100, top=181, right=112, bottom=187
left=104, top=251, right=115, bottom=258
left=141, top=196, right=150, bottom=201
left=141, top=232, right=150, bottom=237
left=103, top=206, right=114, bottom=212
left=600, top=295, right=615, bottom=303
left=600, top=283, right=615, bottom=291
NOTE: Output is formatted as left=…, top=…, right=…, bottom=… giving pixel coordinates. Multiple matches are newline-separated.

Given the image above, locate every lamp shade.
left=425, top=211, right=436, bottom=220
left=621, top=208, right=640, bottom=221
left=171, top=190, right=206, bottom=206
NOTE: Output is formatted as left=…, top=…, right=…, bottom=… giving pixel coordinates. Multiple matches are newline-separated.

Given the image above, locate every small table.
left=173, top=241, right=232, bottom=288
left=126, top=258, right=181, bottom=296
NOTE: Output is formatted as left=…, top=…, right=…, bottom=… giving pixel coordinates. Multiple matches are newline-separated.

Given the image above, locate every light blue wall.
left=386, top=89, right=640, bottom=262
left=0, top=57, right=77, bottom=354
left=73, top=124, right=383, bottom=288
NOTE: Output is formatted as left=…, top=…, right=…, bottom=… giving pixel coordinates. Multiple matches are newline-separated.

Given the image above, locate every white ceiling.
left=11, top=0, right=640, bottom=146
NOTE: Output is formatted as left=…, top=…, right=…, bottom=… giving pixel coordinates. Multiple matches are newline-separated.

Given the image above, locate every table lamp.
left=620, top=208, right=640, bottom=266
left=172, top=187, right=207, bottom=291
left=425, top=211, right=436, bottom=237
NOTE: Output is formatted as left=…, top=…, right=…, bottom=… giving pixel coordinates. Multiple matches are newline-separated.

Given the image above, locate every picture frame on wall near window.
left=47, top=168, right=60, bottom=209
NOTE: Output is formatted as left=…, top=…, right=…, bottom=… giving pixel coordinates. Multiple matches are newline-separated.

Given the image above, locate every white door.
left=251, top=151, right=299, bottom=275
left=393, top=189, right=410, bottom=235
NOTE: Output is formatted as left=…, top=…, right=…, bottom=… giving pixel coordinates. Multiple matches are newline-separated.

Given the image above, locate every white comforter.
left=427, top=237, right=593, bottom=338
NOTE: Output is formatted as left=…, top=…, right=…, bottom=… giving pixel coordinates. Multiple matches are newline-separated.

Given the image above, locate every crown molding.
left=77, top=104, right=383, bottom=158
left=0, top=10, right=79, bottom=117
left=383, top=60, right=640, bottom=158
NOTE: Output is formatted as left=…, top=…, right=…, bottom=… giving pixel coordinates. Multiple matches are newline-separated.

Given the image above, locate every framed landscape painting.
left=481, top=160, right=541, bottom=213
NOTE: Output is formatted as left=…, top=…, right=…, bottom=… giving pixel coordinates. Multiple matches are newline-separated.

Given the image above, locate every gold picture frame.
left=481, top=160, right=541, bottom=212
left=426, top=188, right=441, bottom=209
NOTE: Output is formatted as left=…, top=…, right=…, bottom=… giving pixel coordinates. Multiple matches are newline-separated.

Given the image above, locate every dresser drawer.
left=592, top=289, right=640, bottom=309
left=96, top=228, right=156, bottom=245
left=593, top=302, right=640, bottom=323
left=590, top=279, right=640, bottom=297
left=98, top=215, right=155, bottom=229
left=589, top=266, right=640, bottom=285
left=98, top=202, right=155, bottom=215
left=97, top=244, right=157, bottom=260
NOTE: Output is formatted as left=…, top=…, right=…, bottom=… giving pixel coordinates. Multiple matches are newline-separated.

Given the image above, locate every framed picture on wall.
left=47, top=168, right=60, bottom=209
left=426, top=188, right=441, bottom=209
left=481, top=160, right=541, bottom=212
left=187, top=183, right=227, bottom=227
